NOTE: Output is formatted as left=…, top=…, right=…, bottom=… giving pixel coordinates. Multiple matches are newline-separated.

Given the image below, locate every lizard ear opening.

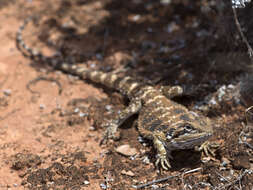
left=166, top=128, right=175, bottom=140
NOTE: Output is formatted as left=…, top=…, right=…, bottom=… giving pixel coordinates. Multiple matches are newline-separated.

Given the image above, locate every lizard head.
left=165, top=111, right=213, bottom=150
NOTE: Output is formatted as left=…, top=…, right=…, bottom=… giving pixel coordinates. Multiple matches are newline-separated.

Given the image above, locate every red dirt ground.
left=0, top=0, right=253, bottom=189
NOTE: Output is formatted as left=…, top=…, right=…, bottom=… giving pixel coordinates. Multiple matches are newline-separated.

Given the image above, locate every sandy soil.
left=0, top=0, right=253, bottom=189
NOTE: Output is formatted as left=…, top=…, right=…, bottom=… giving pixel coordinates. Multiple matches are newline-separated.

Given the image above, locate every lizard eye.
left=184, top=124, right=194, bottom=132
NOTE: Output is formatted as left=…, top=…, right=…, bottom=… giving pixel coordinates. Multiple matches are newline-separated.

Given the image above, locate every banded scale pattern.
left=16, top=17, right=146, bottom=99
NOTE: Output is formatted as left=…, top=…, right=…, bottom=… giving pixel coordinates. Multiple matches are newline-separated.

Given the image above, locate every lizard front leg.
left=153, top=136, right=172, bottom=170
left=160, top=85, right=183, bottom=99
left=195, top=141, right=219, bottom=157
left=100, top=98, right=142, bottom=145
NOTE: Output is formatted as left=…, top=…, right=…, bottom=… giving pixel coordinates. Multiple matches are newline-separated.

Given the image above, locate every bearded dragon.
left=16, top=18, right=215, bottom=170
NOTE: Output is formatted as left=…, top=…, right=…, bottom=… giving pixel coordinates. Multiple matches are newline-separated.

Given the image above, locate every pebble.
left=89, top=126, right=96, bottom=131
left=39, top=104, right=45, bottom=110
left=105, top=105, right=113, bottom=112
left=74, top=108, right=80, bottom=113
left=3, top=89, right=11, bottom=96
left=100, top=183, right=107, bottom=189
left=133, top=15, right=141, bottom=21
left=79, top=112, right=88, bottom=117
left=115, top=144, right=137, bottom=156
left=137, top=136, right=145, bottom=143
left=83, top=180, right=90, bottom=185
left=121, top=169, right=135, bottom=176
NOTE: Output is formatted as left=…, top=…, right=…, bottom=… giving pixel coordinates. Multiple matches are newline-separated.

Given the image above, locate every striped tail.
left=16, top=17, right=63, bottom=67
left=16, top=18, right=143, bottom=97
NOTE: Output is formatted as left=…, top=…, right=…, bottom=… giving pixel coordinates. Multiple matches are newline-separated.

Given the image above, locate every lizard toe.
left=100, top=123, right=120, bottom=145
left=155, top=155, right=171, bottom=170
left=197, top=141, right=219, bottom=157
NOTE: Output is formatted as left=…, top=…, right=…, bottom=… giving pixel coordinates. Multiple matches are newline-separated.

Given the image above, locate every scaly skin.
left=16, top=18, right=214, bottom=170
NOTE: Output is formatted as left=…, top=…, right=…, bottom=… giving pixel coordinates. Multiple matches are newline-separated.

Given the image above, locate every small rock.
left=121, top=169, right=135, bottom=176
left=115, top=144, right=137, bottom=156
left=79, top=112, right=88, bottom=117
left=137, top=136, right=145, bottom=143
left=83, top=180, right=90, bottom=185
left=105, top=105, right=113, bottom=112
left=100, top=183, right=107, bottom=189
left=89, top=126, right=96, bottom=131
left=142, top=143, right=147, bottom=146
left=132, top=15, right=141, bottom=21
left=3, top=89, right=11, bottom=96
left=39, top=104, right=45, bottom=110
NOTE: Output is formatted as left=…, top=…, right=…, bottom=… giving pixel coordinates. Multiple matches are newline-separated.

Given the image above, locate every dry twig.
left=214, top=169, right=253, bottom=190
left=26, top=76, right=62, bottom=95
left=232, top=7, right=253, bottom=60
left=133, top=167, right=202, bottom=189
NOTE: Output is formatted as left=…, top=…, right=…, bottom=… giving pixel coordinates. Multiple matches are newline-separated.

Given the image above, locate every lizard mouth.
left=169, top=132, right=212, bottom=149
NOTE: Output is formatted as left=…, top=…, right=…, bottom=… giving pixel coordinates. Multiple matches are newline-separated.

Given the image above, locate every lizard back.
left=136, top=86, right=212, bottom=151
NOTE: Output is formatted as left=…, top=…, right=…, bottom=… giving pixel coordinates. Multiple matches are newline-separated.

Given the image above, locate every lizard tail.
left=16, top=17, right=92, bottom=78
left=16, top=17, right=142, bottom=96
left=16, top=16, right=63, bottom=67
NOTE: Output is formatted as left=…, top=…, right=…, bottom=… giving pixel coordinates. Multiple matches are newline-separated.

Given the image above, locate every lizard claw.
left=99, top=123, right=120, bottom=146
left=196, top=141, right=219, bottom=157
left=155, top=154, right=171, bottom=170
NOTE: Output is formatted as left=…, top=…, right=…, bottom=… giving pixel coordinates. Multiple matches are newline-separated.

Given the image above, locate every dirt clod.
left=11, top=153, right=41, bottom=171
left=25, top=162, right=89, bottom=189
